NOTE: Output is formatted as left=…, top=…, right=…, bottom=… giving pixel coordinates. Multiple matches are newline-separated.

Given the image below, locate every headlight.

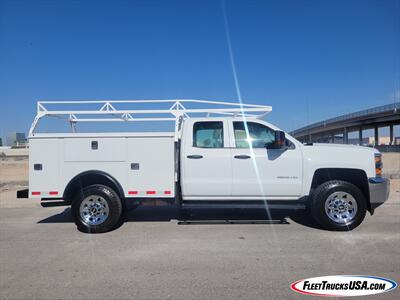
left=375, top=153, right=382, bottom=177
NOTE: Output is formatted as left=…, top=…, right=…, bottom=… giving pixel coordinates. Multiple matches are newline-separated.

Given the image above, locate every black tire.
left=72, top=184, right=123, bottom=233
left=309, top=180, right=367, bottom=231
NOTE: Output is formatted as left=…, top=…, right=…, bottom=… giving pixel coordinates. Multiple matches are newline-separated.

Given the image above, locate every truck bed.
left=29, top=132, right=176, bottom=199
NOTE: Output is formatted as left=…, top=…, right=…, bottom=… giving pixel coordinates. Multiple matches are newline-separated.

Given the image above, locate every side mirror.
left=265, top=130, right=286, bottom=149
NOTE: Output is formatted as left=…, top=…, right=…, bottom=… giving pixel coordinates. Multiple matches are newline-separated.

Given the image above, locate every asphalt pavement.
left=1, top=199, right=399, bottom=300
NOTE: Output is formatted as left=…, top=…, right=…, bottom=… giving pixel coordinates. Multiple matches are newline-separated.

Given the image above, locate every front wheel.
left=72, top=184, right=123, bottom=233
left=310, top=180, right=367, bottom=231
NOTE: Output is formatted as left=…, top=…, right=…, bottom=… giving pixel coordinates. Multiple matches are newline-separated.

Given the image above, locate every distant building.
left=347, top=137, right=370, bottom=145
left=6, top=132, right=27, bottom=148
left=347, top=136, right=400, bottom=146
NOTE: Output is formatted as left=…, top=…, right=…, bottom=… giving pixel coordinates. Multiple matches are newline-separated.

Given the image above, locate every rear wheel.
left=310, top=180, right=366, bottom=231
left=72, top=184, right=123, bottom=233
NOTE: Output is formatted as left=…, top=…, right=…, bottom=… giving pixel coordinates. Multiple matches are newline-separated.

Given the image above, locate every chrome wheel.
left=79, top=195, right=109, bottom=226
left=325, top=191, right=358, bottom=224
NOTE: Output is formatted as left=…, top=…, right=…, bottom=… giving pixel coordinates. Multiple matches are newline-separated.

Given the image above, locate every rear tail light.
left=375, top=153, right=382, bottom=177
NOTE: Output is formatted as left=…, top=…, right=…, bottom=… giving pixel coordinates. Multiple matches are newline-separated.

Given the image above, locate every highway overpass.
left=291, top=103, right=400, bottom=148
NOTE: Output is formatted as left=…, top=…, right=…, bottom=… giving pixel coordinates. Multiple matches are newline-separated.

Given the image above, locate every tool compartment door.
left=64, top=138, right=126, bottom=162
left=29, top=138, right=60, bottom=197
left=126, top=137, right=175, bottom=197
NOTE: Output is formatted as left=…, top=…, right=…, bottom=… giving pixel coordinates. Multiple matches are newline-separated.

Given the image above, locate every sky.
left=0, top=0, right=399, bottom=139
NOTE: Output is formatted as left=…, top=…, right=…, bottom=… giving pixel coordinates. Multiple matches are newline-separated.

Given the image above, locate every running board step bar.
left=41, top=200, right=69, bottom=207
left=181, top=202, right=306, bottom=210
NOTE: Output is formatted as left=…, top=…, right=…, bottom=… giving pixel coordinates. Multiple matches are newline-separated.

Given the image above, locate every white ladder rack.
left=29, top=99, right=272, bottom=136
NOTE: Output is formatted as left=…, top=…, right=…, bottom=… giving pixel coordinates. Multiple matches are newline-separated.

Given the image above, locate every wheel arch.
left=63, top=170, right=125, bottom=202
left=310, top=168, right=371, bottom=213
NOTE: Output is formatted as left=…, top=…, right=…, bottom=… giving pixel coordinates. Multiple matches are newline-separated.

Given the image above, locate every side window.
left=233, top=122, right=275, bottom=148
left=285, top=138, right=294, bottom=149
left=193, top=121, right=224, bottom=148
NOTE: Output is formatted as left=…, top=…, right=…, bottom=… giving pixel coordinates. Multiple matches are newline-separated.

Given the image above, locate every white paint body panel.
left=64, top=138, right=127, bottom=162
left=227, top=120, right=303, bottom=198
left=180, top=119, right=232, bottom=197
left=178, top=118, right=377, bottom=200
left=29, top=139, right=60, bottom=197
left=229, top=148, right=303, bottom=197
left=126, top=138, right=175, bottom=196
left=28, top=119, right=378, bottom=202
left=29, top=133, right=175, bottom=199
left=300, top=143, right=377, bottom=196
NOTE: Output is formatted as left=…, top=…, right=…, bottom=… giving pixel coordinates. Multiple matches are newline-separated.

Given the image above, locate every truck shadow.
left=38, top=206, right=321, bottom=230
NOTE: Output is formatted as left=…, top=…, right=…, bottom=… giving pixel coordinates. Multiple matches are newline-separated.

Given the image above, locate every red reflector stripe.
left=49, top=191, right=58, bottom=195
left=128, top=191, right=138, bottom=195
left=146, top=191, right=156, bottom=195
left=31, top=192, right=41, bottom=196
left=164, top=190, right=172, bottom=195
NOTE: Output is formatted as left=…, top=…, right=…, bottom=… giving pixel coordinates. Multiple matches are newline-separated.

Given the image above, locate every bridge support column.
left=358, top=128, right=363, bottom=145
left=343, top=128, right=348, bottom=144
left=374, top=126, right=379, bottom=146
left=390, top=125, right=394, bottom=145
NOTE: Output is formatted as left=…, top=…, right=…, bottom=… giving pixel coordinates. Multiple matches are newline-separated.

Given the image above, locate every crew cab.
left=18, top=100, right=390, bottom=233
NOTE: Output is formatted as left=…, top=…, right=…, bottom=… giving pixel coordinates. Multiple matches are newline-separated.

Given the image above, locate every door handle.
left=187, top=154, right=203, bottom=159
left=234, top=154, right=251, bottom=159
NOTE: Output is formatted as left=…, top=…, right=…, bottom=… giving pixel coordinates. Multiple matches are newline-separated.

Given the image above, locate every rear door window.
left=193, top=122, right=224, bottom=148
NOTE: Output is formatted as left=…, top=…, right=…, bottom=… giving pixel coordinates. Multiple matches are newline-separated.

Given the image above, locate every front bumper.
left=368, top=177, right=390, bottom=214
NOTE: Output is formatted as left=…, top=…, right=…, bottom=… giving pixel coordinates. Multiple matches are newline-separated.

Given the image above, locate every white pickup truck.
left=18, top=100, right=390, bottom=233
